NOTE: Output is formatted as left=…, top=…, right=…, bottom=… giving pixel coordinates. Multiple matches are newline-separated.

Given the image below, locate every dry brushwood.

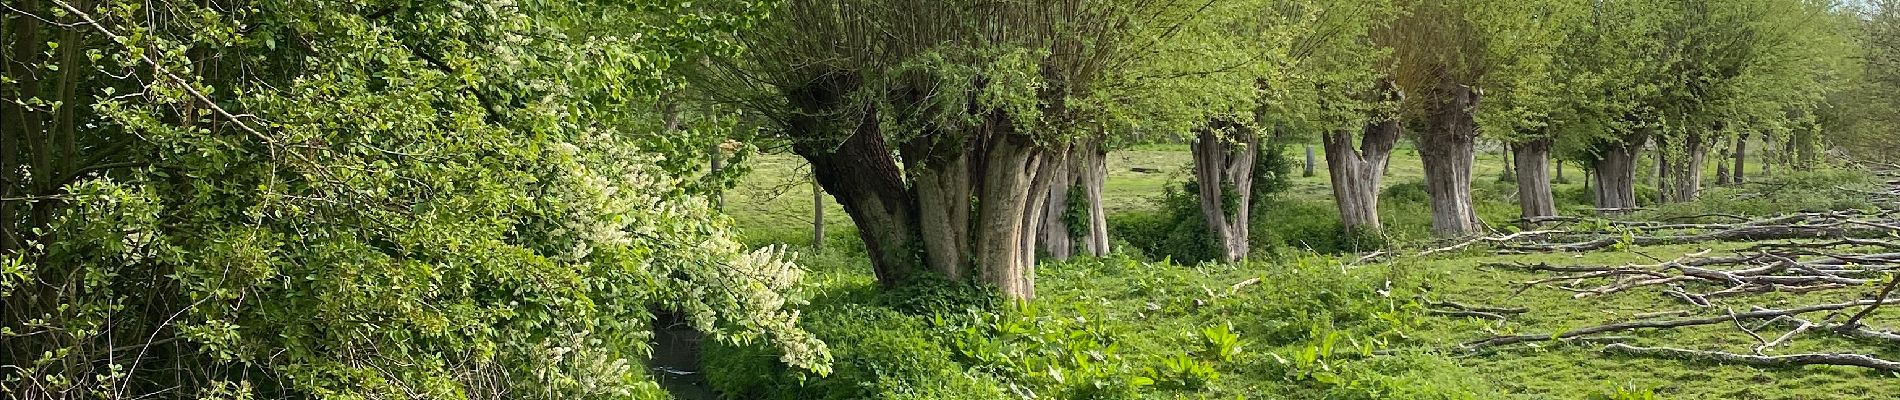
left=1460, top=298, right=1896, bottom=351
left=1602, top=344, right=1900, bottom=372
left=1491, top=208, right=1900, bottom=253
left=1485, top=247, right=1897, bottom=300
left=1430, top=171, right=1900, bottom=372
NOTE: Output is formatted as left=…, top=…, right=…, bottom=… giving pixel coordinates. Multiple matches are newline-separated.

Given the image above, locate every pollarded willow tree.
left=705, top=0, right=1250, bottom=298
left=1263, top=0, right=1403, bottom=235
left=1375, top=0, right=1561, bottom=236
left=1473, top=1, right=1583, bottom=221
left=1, top=0, right=827, bottom=397
left=1551, top=0, right=1672, bottom=212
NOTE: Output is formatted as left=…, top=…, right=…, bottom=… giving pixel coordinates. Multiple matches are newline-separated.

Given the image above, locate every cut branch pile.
left=1432, top=171, right=1900, bottom=372
left=1482, top=246, right=1897, bottom=302
left=1500, top=210, right=1900, bottom=253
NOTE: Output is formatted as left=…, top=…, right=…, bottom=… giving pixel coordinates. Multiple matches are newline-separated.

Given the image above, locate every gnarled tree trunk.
left=1192, top=122, right=1258, bottom=262
left=793, top=110, right=927, bottom=286
left=1592, top=135, right=1648, bottom=213
left=1513, top=138, right=1557, bottom=220
left=1323, top=111, right=1401, bottom=234
left=972, top=133, right=1059, bottom=300
left=1040, top=139, right=1112, bottom=260
left=789, top=75, right=1062, bottom=300
left=1417, top=83, right=1481, bottom=237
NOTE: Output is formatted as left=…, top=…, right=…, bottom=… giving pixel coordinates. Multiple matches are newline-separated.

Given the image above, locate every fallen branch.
left=1426, top=300, right=1529, bottom=315
left=1416, top=230, right=1565, bottom=258
left=1842, top=274, right=1900, bottom=328
left=1602, top=343, right=1900, bottom=372
left=1462, top=299, right=1895, bottom=351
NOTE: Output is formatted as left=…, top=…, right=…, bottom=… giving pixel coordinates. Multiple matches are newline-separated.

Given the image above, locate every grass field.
left=716, top=144, right=1892, bottom=399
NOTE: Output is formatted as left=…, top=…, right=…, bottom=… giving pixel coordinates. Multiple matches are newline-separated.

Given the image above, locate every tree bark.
left=1514, top=138, right=1557, bottom=220
left=1039, top=139, right=1111, bottom=260
left=973, top=133, right=1060, bottom=300
left=1418, top=83, right=1481, bottom=237
left=1654, top=137, right=1670, bottom=204
left=1192, top=121, right=1258, bottom=262
left=1324, top=110, right=1401, bottom=234
left=812, top=174, right=825, bottom=251
left=793, top=112, right=926, bottom=286
left=1040, top=157, right=1077, bottom=261
left=1733, top=132, right=1749, bottom=183
left=1556, top=159, right=1566, bottom=182
left=1592, top=135, right=1648, bottom=213
left=1668, top=130, right=1708, bottom=202
left=1077, top=141, right=1111, bottom=257
left=1303, top=143, right=1317, bottom=177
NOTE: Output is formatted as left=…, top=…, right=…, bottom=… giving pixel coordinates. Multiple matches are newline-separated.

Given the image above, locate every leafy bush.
left=0, top=2, right=827, bottom=398
left=704, top=304, right=1006, bottom=400
left=1380, top=181, right=1432, bottom=204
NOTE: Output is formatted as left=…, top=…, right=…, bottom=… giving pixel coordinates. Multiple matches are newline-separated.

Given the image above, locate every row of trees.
left=712, top=0, right=1892, bottom=300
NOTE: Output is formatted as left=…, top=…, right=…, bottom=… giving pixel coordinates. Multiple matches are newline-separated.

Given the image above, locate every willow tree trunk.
left=1303, top=143, right=1317, bottom=177
left=1039, top=140, right=1111, bottom=260
left=1556, top=160, right=1566, bottom=182
left=1654, top=138, right=1670, bottom=204
left=792, top=108, right=926, bottom=286
left=785, top=73, right=1114, bottom=301
left=1324, top=114, right=1401, bottom=234
left=1668, top=131, right=1708, bottom=202
left=812, top=176, right=825, bottom=251
left=973, top=134, right=1060, bottom=299
left=1513, top=138, right=1557, bottom=220
left=1733, top=132, right=1749, bottom=183
left=1077, top=142, right=1110, bottom=257
left=1192, top=124, right=1259, bottom=262
left=1040, top=159, right=1077, bottom=261
left=1592, top=136, right=1647, bottom=213
left=1417, top=84, right=1481, bottom=237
